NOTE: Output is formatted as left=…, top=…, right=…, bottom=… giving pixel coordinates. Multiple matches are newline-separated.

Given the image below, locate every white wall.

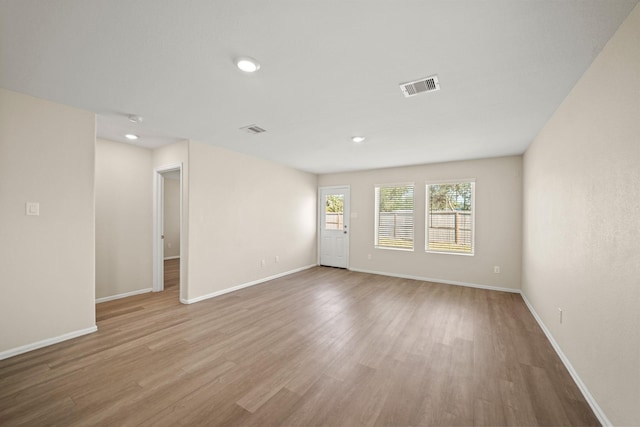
left=153, top=140, right=189, bottom=300
left=186, top=141, right=317, bottom=301
left=319, top=156, right=522, bottom=290
left=163, top=177, right=180, bottom=258
left=95, top=138, right=153, bottom=299
left=0, top=88, right=96, bottom=356
left=522, top=4, right=640, bottom=426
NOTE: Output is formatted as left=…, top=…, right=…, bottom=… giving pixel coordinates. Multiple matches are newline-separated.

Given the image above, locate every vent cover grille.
left=240, top=124, right=266, bottom=134
left=400, top=75, right=440, bottom=98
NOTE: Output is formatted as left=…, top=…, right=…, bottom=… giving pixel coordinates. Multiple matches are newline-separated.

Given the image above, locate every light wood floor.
left=164, top=258, right=180, bottom=290
left=0, top=267, right=599, bottom=426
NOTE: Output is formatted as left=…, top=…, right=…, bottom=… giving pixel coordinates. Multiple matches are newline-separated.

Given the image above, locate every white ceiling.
left=1, top=1, right=637, bottom=174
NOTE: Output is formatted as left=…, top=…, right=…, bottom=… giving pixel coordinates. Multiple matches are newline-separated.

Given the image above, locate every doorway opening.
left=153, top=164, right=183, bottom=299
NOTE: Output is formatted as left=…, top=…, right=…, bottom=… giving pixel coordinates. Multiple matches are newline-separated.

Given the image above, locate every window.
left=375, top=184, right=414, bottom=250
left=324, top=194, right=344, bottom=230
left=426, top=181, right=475, bottom=255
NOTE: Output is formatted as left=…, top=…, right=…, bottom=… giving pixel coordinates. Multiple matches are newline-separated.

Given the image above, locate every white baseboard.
left=0, top=325, right=98, bottom=361
left=182, top=264, right=317, bottom=304
left=347, top=267, right=521, bottom=294
left=164, top=256, right=180, bottom=260
left=520, top=293, right=611, bottom=427
left=95, top=288, right=152, bottom=304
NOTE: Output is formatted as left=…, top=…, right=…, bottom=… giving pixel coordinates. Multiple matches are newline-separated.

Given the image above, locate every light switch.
left=26, top=202, right=39, bottom=216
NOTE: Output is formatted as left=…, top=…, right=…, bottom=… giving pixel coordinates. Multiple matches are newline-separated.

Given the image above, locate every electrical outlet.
left=558, top=308, right=563, bottom=324
left=367, top=254, right=372, bottom=260
left=261, top=259, right=266, bottom=268
left=275, top=255, right=280, bottom=263
left=493, top=266, right=501, bottom=274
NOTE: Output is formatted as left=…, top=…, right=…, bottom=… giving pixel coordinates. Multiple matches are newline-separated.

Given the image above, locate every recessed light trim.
left=236, top=57, right=260, bottom=73
left=351, top=136, right=366, bottom=143
left=125, top=134, right=139, bottom=140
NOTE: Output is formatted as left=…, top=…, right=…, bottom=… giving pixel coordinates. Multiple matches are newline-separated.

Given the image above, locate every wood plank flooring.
left=0, top=267, right=599, bottom=426
left=164, top=258, right=180, bottom=290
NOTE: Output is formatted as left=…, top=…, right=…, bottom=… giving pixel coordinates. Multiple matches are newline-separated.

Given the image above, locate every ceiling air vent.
left=240, top=124, right=266, bottom=134
left=399, top=75, right=440, bottom=98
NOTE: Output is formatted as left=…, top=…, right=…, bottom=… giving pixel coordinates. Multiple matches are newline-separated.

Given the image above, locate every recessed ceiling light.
left=351, top=136, right=366, bottom=143
left=125, top=134, right=138, bottom=140
left=236, top=57, right=260, bottom=73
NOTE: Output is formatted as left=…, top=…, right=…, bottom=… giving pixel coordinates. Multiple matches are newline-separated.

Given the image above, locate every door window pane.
left=325, top=194, right=344, bottom=230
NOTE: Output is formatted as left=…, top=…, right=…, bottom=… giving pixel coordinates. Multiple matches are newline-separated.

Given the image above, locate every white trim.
left=163, top=256, right=180, bottom=260
left=425, top=250, right=474, bottom=256
left=424, top=177, right=477, bottom=185
left=0, top=326, right=98, bottom=361
left=373, top=181, right=416, bottom=187
left=319, top=185, right=353, bottom=191
left=153, top=168, right=165, bottom=292
left=348, top=267, right=520, bottom=294
left=182, top=264, right=317, bottom=304
left=520, top=293, right=612, bottom=427
left=374, top=246, right=414, bottom=252
left=95, top=288, right=152, bottom=304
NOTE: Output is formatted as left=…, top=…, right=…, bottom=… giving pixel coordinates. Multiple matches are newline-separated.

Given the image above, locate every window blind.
left=375, top=184, right=414, bottom=250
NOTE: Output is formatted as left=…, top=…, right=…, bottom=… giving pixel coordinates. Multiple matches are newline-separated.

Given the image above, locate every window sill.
left=375, top=245, right=414, bottom=252
left=425, top=249, right=474, bottom=256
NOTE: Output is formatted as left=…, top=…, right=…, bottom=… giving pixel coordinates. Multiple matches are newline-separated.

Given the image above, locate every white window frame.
left=374, top=182, right=415, bottom=251
left=425, top=180, right=475, bottom=256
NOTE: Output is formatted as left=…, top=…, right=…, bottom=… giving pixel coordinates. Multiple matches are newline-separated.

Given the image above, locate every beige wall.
left=0, top=88, right=96, bottom=356
left=186, top=141, right=317, bottom=301
left=319, top=156, right=522, bottom=290
left=95, top=138, right=153, bottom=299
left=522, top=5, right=640, bottom=426
left=153, top=141, right=189, bottom=300
left=163, top=177, right=180, bottom=258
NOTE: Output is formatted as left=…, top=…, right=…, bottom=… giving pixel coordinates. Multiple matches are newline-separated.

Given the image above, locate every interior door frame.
left=318, top=185, right=350, bottom=268
left=153, top=163, right=183, bottom=295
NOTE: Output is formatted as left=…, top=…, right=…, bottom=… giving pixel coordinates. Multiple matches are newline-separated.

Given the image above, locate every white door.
left=319, top=186, right=350, bottom=268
